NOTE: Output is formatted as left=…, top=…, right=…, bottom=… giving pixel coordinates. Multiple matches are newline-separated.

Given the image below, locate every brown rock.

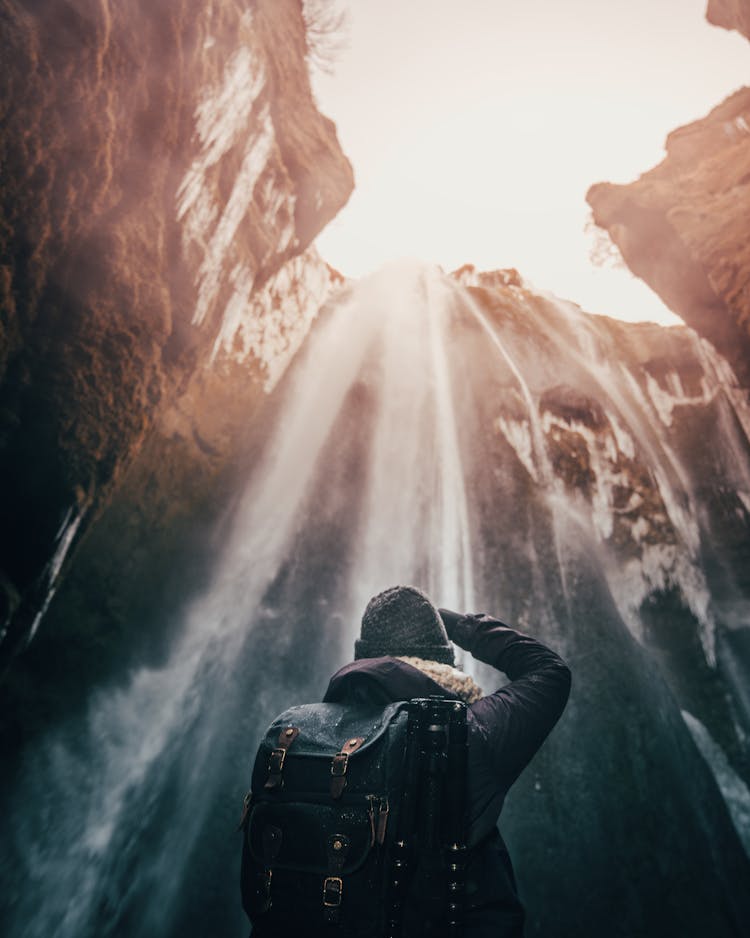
left=707, top=0, right=750, bottom=40
left=587, top=88, right=750, bottom=386
left=0, top=0, right=353, bottom=665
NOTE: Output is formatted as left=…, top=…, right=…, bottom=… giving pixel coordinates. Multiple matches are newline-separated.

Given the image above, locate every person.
left=321, top=584, right=572, bottom=937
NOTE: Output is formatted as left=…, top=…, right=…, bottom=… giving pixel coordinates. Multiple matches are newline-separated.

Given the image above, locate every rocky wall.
left=707, top=0, right=750, bottom=40
left=0, top=0, right=353, bottom=667
left=587, top=88, right=750, bottom=387
left=587, top=5, right=750, bottom=388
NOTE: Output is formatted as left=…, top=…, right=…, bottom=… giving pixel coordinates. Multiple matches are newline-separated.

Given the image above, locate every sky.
left=311, top=0, right=749, bottom=324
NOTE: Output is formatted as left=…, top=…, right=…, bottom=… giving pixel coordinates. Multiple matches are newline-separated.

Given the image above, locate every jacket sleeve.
left=440, top=609, right=572, bottom=790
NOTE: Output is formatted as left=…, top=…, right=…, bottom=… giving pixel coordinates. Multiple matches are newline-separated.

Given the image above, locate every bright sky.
left=312, top=0, right=749, bottom=324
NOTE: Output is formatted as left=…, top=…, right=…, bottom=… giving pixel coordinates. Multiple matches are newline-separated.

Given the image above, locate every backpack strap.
left=385, top=702, right=422, bottom=937
left=257, top=824, right=283, bottom=914
left=445, top=702, right=469, bottom=936
left=237, top=790, right=254, bottom=831
left=329, top=736, right=365, bottom=799
left=264, top=726, right=300, bottom=791
left=322, top=833, right=351, bottom=924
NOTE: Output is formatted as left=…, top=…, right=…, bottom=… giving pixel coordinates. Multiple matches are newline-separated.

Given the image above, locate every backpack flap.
left=251, top=700, right=407, bottom=796
left=262, top=700, right=405, bottom=756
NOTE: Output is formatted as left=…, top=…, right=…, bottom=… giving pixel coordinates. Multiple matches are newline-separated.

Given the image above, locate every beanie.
left=355, top=585, right=455, bottom=666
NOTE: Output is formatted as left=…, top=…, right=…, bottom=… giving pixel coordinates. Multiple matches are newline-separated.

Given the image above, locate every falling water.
left=2, top=261, right=479, bottom=938
left=4, top=262, right=750, bottom=937
left=451, top=282, right=552, bottom=485
left=445, top=280, right=576, bottom=606
left=523, top=290, right=721, bottom=662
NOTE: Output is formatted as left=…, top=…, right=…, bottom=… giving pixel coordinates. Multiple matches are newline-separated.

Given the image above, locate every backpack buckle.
left=264, top=726, right=299, bottom=791
left=330, top=752, right=349, bottom=798
left=269, top=748, right=287, bottom=773
left=330, top=737, right=365, bottom=799
left=323, top=876, right=343, bottom=907
left=330, top=752, right=348, bottom=776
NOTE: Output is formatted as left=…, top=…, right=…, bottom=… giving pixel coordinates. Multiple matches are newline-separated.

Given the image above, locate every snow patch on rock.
left=541, top=410, right=624, bottom=540
left=645, top=370, right=713, bottom=427
left=608, top=413, right=635, bottom=460
left=177, top=45, right=266, bottom=251
left=192, top=106, right=275, bottom=327
left=495, top=417, right=538, bottom=482
left=211, top=247, right=337, bottom=391
left=540, top=403, right=716, bottom=664
left=176, top=40, right=302, bottom=330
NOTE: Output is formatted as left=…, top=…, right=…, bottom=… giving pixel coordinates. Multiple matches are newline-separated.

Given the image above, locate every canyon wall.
left=587, top=6, right=750, bottom=387
left=0, top=0, right=353, bottom=667
left=707, top=0, right=750, bottom=39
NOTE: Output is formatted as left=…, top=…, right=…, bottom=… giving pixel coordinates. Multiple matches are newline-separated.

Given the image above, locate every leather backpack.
left=240, top=697, right=468, bottom=937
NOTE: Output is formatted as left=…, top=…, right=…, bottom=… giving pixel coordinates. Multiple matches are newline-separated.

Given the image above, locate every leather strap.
left=259, top=824, right=282, bottom=914
left=376, top=798, right=390, bottom=846
left=237, top=790, right=253, bottom=831
left=322, top=833, right=350, bottom=924
left=329, top=736, right=364, bottom=799
left=264, top=726, right=299, bottom=790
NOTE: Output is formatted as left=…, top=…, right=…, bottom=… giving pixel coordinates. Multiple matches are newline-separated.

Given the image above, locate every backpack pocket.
left=243, top=795, right=385, bottom=933
left=246, top=795, right=377, bottom=875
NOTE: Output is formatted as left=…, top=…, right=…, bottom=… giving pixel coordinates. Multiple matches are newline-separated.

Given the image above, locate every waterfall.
left=3, top=260, right=479, bottom=938
left=4, top=262, right=750, bottom=938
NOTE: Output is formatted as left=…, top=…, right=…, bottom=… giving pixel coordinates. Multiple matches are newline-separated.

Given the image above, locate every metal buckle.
left=323, top=876, right=343, bottom=907
left=268, top=748, right=286, bottom=774
left=331, top=752, right=348, bottom=776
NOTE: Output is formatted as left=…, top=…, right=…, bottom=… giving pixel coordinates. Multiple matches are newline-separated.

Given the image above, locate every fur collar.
left=396, top=656, right=483, bottom=703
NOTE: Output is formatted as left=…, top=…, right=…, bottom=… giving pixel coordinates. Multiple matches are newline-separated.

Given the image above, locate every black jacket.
left=323, top=612, right=572, bottom=937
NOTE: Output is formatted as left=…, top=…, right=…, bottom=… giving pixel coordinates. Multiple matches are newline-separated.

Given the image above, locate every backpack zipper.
left=376, top=797, right=390, bottom=846
left=367, top=794, right=378, bottom=847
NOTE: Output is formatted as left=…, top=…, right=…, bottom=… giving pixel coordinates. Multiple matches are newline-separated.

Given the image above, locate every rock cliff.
left=707, top=0, right=750, bottom=39
left=0, top=0, right=353, bottom=665
left=587, top=6, right=750, bottom=387
left=587, top=87, right=750, bottom=386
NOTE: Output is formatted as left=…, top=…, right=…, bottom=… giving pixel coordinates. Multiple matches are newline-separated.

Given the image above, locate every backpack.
left=239, top=696, right=469, bottom=937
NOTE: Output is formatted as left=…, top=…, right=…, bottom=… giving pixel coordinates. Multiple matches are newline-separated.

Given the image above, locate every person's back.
left=244, top=585, right=571, bottom=937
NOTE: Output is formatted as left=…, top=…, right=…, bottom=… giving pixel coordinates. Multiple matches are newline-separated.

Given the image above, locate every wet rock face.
left=707, top=0, right=750, bottom=40
left=0, top=0, right=353, bottom=662
left=6, top=263, right=750, bottom=938
left=587, top=87, right=750, bottom=387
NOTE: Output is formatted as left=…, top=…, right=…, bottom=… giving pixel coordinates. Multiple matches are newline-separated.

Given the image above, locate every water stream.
left=3, top=261, right=480, bottom=937
left=4, top=262, right=750, bottom=936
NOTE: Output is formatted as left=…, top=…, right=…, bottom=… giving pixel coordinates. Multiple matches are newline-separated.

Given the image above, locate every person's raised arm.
left=440, top=609, right=572, bottom=790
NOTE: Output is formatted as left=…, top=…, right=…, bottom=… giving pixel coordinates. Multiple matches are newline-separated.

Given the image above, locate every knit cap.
left=355, top=585, right=455, bottom=666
